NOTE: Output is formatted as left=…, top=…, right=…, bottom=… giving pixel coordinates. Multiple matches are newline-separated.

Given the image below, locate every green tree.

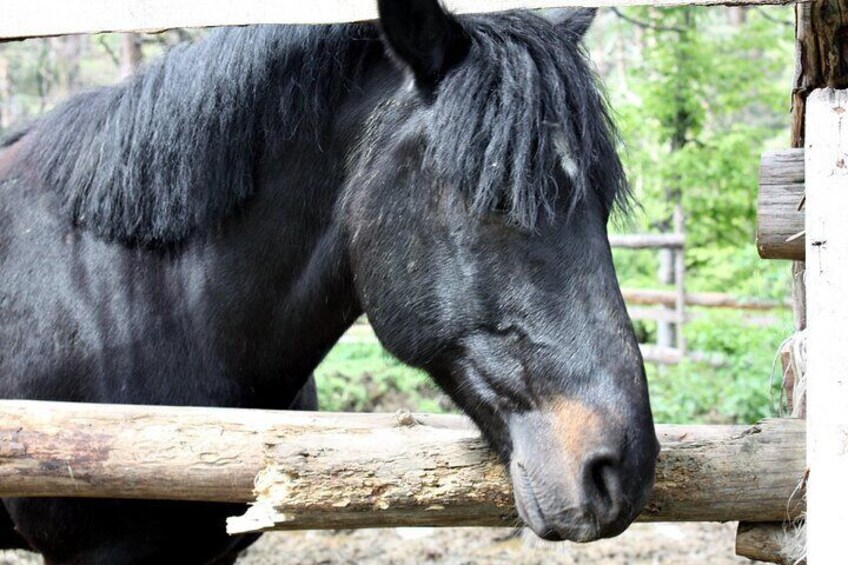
left=604, top=6, right=794, bottom=299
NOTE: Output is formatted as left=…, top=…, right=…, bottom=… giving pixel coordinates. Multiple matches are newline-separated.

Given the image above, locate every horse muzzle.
left=506, top=400, right=659, bottom=542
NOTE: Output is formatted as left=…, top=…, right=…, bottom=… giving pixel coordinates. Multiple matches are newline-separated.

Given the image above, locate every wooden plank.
left=609, top=233, right=685, bottom=250
left=0, top=401, right=805, bottom=532
left=804, top=87, right=848, bottom=563
left=757, top=149, right=805, bottom=260
left=0, top=0, right=799, bottom=40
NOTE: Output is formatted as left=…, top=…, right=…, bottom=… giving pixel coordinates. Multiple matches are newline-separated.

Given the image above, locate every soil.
left=1, top=523, right=751, bottom=564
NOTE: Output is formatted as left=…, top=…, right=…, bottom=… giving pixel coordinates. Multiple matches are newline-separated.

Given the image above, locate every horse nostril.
left=582, top=452, right=623, bottom=523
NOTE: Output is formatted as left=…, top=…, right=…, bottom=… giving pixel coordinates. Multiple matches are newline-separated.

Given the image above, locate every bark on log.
left=757, top=149, right=805, bottom=260
left=622, top=288, right=790, bottom=311
left=791, top=0, right=848, bottom=149
left=0, top=401, right=805, bottom=534
left=0, top=0, right=801, bottom=41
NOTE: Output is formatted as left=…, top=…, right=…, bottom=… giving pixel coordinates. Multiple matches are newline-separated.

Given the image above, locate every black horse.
left=0, top=1, right=659, bottom=563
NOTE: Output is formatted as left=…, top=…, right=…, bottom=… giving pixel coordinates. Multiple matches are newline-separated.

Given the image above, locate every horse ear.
left=377, top=0, right=471, bottom=90
left=541, top=8, right=597, bottom=42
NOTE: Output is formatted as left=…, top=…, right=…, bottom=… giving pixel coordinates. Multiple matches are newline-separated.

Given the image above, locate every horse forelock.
left=420, top=12, right=631, bottom=229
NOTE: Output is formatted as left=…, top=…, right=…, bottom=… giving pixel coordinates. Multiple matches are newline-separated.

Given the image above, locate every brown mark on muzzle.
left=547, top=398, right=611, bottom=461
left=508, top=397, right=639, bottom=542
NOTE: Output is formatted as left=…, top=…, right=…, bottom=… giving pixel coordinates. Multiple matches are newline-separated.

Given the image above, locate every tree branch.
left=754, top=6, right=793, bottom=27
left=610, top=7, right=688, bottom=34
left=97, top=36, right=120, bottom=67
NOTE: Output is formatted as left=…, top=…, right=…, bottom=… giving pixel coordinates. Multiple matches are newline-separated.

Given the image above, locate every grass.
left=314, top=343, right=444, bottom=414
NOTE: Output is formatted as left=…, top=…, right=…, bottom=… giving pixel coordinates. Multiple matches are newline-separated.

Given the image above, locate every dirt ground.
left=2, top=523, right=751, bottom=564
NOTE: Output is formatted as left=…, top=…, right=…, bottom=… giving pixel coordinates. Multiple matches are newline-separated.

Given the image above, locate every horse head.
left=343, top=0, right=659, bottom=542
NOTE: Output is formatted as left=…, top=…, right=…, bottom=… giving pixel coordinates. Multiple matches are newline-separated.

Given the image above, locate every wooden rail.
left=1, top=0, right=800, bottom=40
left=609, top=233, right=686, bottom=250
left=622, top=288, right=789, bottom=311
left=0, top=401, right=806, bottom=534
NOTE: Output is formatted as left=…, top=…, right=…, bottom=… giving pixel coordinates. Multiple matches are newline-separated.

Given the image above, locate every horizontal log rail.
left=608, top=233, right=686, bottom=250
left=621, top=288, right=790, bottom=311
left=757, top=148, right=805, bottom=260
left=0, top=401, right=805, bottom=534
left=1, top=0, right=800, bottom=40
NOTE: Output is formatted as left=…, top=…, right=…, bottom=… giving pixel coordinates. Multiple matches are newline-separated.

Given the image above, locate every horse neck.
left=219, top=57, right=406, bottom=385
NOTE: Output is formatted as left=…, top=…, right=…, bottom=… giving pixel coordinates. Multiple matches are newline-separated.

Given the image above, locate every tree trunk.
left=119, top=33, right=142, bottom=80
left=50, top=35, right=83, bottom=99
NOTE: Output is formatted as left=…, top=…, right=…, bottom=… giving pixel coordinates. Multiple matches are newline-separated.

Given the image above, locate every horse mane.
left=13, top=24, right=381, bottom=247
left=422, top=12, right=630, bottom=228
left=11, top=12, right=627, bottom=246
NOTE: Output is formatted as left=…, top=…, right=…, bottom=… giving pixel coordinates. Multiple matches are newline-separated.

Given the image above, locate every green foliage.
left=647, top=309, right=793, bottom=424
left=603, top=7, right=796, bottom=424
left=608, top=7, right=794, bottom=294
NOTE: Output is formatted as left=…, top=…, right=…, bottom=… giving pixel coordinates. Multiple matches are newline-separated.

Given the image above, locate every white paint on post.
left=0, top=0, right=799, bottom=40
left=805, top=87, right=848, bottom=563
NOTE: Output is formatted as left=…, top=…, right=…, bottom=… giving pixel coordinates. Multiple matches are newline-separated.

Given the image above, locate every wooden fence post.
left=673, top=205, right=687, bottom=355
left=804, top=87, right=848, bottom=562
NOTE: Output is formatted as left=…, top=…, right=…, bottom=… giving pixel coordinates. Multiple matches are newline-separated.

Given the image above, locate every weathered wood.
left=0, top=0, right=799, bottom=41
left=609, top=233, right=685, bottom=250
left=804, top=87, right=848, bottom=563
left=757, top=149, right=805, bottom=260
left=622, top=288, right=790, bottom=311
left=0, top=401, right=805, bottom=533
left=739, top=6, right=839, bottom=562
left=736, top=522, right=802, bottom=564
left=791, top=0, right=848, bottom=148
left=230, top=416, right=805, bottom=532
